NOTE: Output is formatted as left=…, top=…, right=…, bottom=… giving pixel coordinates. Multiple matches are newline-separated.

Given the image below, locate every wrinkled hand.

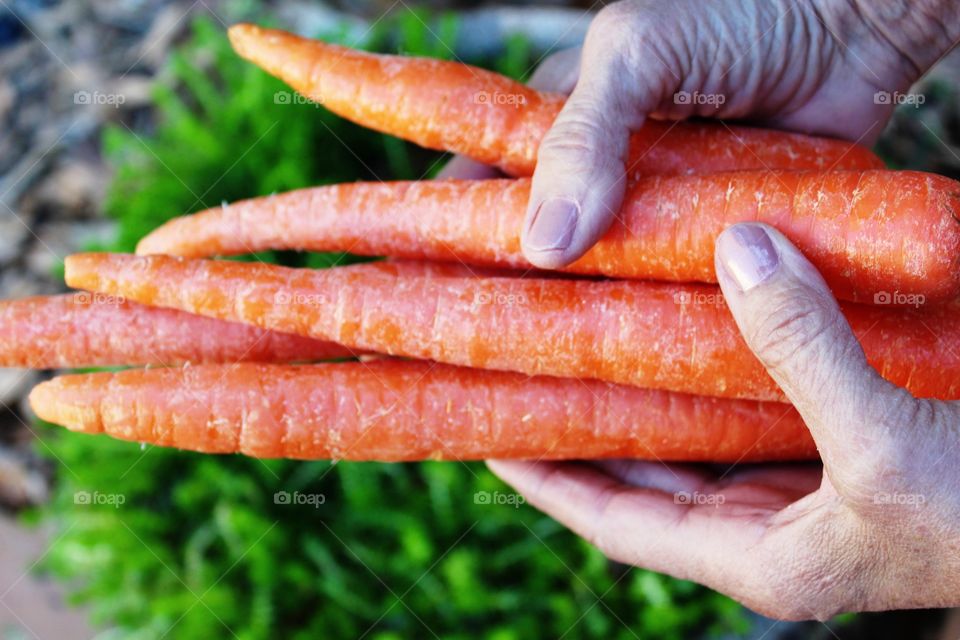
left=440, top=4, right=960, bottom=617
left=489, top=223, right=960, bottom=619
left=517, top=0, right=959, bottom=268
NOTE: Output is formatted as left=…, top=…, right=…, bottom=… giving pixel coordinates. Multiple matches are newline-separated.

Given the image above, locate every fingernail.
left=525, top=198, right=579, bottom=252
left=717, top=224, right=780, bottom=291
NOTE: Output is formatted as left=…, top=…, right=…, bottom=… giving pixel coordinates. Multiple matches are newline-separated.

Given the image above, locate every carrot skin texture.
left=227, top=24, right=883, bottom=176
left=30, top=361, right=816, bottom=462
left=65, top=254, right=960, bottom=402
left=137, top=171, right=960, bottom=304
left=0, top=294, right=355, bottom=368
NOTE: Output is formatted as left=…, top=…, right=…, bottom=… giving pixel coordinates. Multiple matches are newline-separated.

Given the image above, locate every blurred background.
left=0, top=1, right=959, bottom=638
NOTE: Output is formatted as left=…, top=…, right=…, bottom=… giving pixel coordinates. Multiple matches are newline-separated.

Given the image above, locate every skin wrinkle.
left=762, top=3, right=833, bottom=117
left=839, top=0, right=953, bottom=80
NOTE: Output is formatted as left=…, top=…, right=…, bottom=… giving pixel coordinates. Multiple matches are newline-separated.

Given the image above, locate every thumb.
left=714, top=223, right=916, bottom=474
left=521, top=9, right=657, bottom=268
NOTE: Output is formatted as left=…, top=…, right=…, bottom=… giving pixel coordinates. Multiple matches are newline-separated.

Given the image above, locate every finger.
left=436, top=155, right=501, bottom=180
left=718, top=463, right=824, bottom=498
left=597, top=460, right=819, bottom=509
left=526, top=47, right=581, bottom=93
left=521, top=7, right=663, bottom=269
left=487, top=460, right=772, bottom=605
left=714, top=223, right=918, bottom=484
left=593, top=459, right=710, bottom=494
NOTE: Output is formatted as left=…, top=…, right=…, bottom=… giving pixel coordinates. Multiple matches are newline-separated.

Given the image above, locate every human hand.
left=519, top=0, right=960, bottom=268
left=488, top=222, right=960, bottom=619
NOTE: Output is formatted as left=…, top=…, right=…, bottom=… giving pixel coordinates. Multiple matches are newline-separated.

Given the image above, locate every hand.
left=488, top=223, right=960, bottom=620
left=519, top=0, right=960, bottom=268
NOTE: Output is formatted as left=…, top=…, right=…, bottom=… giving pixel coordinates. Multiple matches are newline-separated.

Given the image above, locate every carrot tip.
left=227, top=23, right=258, bottom=48
left=30, top=380, right=77, bottom=432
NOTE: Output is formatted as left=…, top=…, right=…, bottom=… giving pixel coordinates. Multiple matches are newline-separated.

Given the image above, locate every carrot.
left=0, top=294, right=355, bottom=368
left=64, top=254, right=960, bottom=402
left=228, top=23, right=884, bottom=176
left=136, top=170, right=960, bottom=304
left=29, top=360, right=815, bottom=462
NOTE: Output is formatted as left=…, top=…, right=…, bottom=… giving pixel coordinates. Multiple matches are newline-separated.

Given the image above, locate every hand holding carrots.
left=491, top=224, right=960, bottom=618
left=521, top=0, right=960, bottom=267
left=15, top=14, right=960, bottom=621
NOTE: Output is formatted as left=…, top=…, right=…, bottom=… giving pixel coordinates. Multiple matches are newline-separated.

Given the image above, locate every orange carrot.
left=137, top=170, right=960, bottom=304
left=65, top=254, right=960, bottom=402
left=30, top=360, right=815, bottom=462
left=0, top=294, right=355, bottom=368
left=228, top=24, right=884, bottom=176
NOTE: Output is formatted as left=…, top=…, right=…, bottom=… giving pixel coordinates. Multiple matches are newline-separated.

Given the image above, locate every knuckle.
left=589, top=2, right=641, bottom=48
left=746, top=287, right=840, bottom=374
left=583, top=2, right=659, bottom=82
left=538, top=106, right=617, bottom=165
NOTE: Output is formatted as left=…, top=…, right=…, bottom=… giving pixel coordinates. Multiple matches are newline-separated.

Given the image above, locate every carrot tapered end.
left=227, top=23, right=333, bottom=97
left=226, top=23, right=262, bottom=58
left=30, top=376, right=105, bottom=434
left=64, top=253, right=112, bottom=292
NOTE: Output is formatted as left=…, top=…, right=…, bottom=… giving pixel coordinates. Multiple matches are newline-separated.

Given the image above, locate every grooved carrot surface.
left=65, top=254, right=960, bottom=402
left=30, top=361, right=816, bottom=461
left=228, top=24, right=884, bottom=176
left=0, top=294, right=355, bottom=368
left=137, top=171, right=960, bottom=304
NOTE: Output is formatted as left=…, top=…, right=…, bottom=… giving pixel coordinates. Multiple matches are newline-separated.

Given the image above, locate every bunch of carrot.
left=11, top=24, right=960, bottom=464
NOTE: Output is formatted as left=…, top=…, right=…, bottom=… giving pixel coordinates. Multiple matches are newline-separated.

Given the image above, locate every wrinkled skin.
left=517, top=0, right=960, bottom=268
left=439, top=0, right=960, bottom=620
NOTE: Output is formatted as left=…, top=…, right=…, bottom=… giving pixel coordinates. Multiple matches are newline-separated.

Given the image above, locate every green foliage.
left=33, top=13, right=750, bottom=639
left=38, top=428, right=749, bottom=640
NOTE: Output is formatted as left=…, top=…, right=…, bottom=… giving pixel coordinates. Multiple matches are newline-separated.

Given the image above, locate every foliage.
left=32, top=13, right=751, bottom=639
